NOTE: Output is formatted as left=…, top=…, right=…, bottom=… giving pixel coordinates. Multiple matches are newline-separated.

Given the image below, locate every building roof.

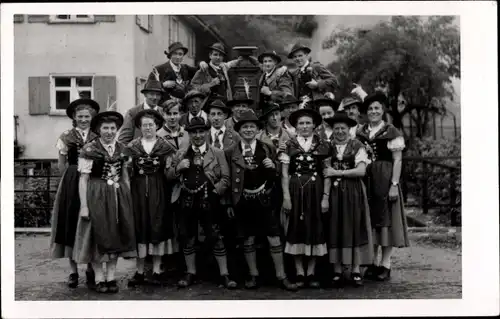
left=177, top=15, right=228, bottom=48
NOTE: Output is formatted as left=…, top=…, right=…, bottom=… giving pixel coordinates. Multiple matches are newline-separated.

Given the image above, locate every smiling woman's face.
left=367, top=101, right=384, bottom=123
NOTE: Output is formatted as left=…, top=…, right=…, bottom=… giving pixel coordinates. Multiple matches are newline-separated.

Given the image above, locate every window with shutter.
left=28, top=77, right=51, bottom=115
left=169, top=16, right=179, bottom=44
left=14, top=15, right=24, bottom=23
left=136, top=15, right=152, bottom=33
left=28, top=15, right=50, bottom=23
left=94, top=15, right=116, bottom=23
left=48, top=15, right=95, bottom=24
left=48, top=75, right=95, bottom=115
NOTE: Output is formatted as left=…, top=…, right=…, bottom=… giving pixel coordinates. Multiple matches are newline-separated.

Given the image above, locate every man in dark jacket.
left=148, top=42, right=199, bottom=104
left=224, top=110, right=297, bottom=291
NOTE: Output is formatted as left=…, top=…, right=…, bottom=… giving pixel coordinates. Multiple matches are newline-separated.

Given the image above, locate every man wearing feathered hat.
left=224, top=110, right=297, bottom=291
left=190, top=42, right=240, bottom=102
left=204, top=99, right=240, bottom=150
left=286, top=42, right=339, bottom=108
left=117, top=76, right=165, bottom=145
left=256, top=50, right=294, bottom=110
left=166, top=117, right=237, bottom=290
left=148, top=42, right=201, bottom=104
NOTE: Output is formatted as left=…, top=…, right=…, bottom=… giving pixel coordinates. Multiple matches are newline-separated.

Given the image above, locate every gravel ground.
left=14, top=233, right=461, bottom=300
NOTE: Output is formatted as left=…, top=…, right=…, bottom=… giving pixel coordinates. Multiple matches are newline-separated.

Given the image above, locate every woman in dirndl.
left=323, top=111, right=373, bottom=287
left=356, top=92, right=409, bottom=282
left=314, top=98, right=340, bottom=143
left=126, top=109, right=176, bottom=286
left=279, top=108, right=331, bottom=289
left=73, top=108, right=137, bottom=293
left=50, top=98, right=99, bottom=288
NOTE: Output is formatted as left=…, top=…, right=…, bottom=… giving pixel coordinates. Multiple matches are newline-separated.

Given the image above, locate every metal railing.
left=14, top=156, right=461, bottom=228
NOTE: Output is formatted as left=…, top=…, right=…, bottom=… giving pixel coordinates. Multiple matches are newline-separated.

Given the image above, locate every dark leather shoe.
left=67, top=273, right=79, bottom=288
left=331, top=272, right=344, bottom=288
left=178, top=273, right=196, bottom=288
left=295, top=275, right=305, bottom=288
left=221, top=275, right=237, bottom=290
left=307, top=275, right=320, bottom=289
left=107, top=280, right=119, bottom=293
left=244, top=276, right=258, bottom=289
left=376, top=267, right=391, bottom=281
left=94, top=282, right=108, bottom=293
left=364, top=264, right=381, bottom=280
left=279, top=277, right=298, bottom=292
left=351, top=272, right=364, bottom=287
left=128, top=272, right=145, bottom=287
left=150, top=272, right=163, bottom=286
left=86, top=268, right=95, bottom=288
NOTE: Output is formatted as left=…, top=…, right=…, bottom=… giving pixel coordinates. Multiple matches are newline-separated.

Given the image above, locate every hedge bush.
left=403, top=136, right=461, bottom=225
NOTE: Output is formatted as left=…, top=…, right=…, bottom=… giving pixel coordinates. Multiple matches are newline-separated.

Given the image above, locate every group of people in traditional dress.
left=49, top=41, right=408, bottom=294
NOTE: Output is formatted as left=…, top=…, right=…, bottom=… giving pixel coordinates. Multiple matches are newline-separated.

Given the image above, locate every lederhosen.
left=235, top=143, right=280, bottom=238
left=178, top=147, right=222, bottom=244
left=207, top=66, right=229, bottom=102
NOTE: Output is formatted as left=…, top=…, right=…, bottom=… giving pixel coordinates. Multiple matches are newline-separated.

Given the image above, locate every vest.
left=182, top=148, right=208, bottom=190
left=207, top=66, right=228, bottom=98
left=297, top=69, right=313, bottom=99
left=242, top=143, right=269, bottom=190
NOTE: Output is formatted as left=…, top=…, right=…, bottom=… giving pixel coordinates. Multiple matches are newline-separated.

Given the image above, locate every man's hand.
left=163, top=80, right=176, bottom=89
left=199, top=61, right=209, bottom=71
left=306, top=79, right=318, bottom=89
left=261, top=86, right=272, bottom=96
left=211, top=77, right=221, bottom=87
left=262, top=158, right=275, bottom=169
left=176, top=159, right=190, bottom=171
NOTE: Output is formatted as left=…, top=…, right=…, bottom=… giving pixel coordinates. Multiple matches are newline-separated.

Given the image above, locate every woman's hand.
left=324, top=168, right=342, bottom=178
left=388, top=184, right=399, bottom=201
left=80, top=207, right=90, bottom=221
left=321, top=196, right=329, bottom=213
left=282, top=198, right=292, bottom=212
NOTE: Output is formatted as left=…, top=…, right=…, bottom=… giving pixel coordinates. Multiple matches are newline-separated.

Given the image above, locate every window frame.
left=49, top=15, right=95, bottom=24
left=49, top=74, right=95, bottom=116
left=136, top=15, right=153, bottom=33
left=169, top=16, right=179, bottom=44
left=188, top=30, right=196, bottom=58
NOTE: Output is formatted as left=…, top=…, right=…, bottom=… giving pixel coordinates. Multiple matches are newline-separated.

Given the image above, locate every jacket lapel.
left=223, top=129, right=234, bottom=148
left=231, top=144, right=246, bottom=169
left=203, top=146, right=216, bottom=169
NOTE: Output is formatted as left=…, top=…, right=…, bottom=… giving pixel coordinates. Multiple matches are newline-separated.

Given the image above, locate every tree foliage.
left=323, top=16, right=460, bottom=137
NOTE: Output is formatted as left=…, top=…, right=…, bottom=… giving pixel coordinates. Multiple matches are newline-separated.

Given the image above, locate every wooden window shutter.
left=93, top=76, right=117, bottom=112
left=94, top=15, right=116, bottom=23
left=168, top=16, right=172, bottom=44
left=14, top=15, right=24, bottom=23
left=27, top=15, right=50, bottom=23
left=28, top=77, right=50, bottom=115
left=148, top=15, right=153, bottom=33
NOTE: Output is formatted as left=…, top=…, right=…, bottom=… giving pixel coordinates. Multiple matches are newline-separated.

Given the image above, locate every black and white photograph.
left=1, top=1, right=498, bottom=318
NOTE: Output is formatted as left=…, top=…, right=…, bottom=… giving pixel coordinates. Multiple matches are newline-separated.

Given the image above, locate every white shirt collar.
left=188, top=111, right=208, bottom=122
left=241, top=139, right=257, bottom=155
left=100, top=139, right=116, bottom=155
left=211, top=125, right=226, bottom=136
left=170, top=60, right=181, bottom=73
left=209, top=61, right=222, bottom=71
left=144, top=101, right=158, bottom=111
left=265, top=67, right=276, bottom=78
left=368, top=121, right=385, bottom=138
left=300, top=60, right=310, bottom=72
left=297, top=135, right=313, bottom=152
left=75, top=127, right=90, bottom=138
left=192, top=143, right=207, bottom=154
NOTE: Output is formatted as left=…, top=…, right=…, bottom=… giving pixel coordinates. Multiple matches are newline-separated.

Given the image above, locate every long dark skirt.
left=366, top=161, right=410, bottom=248
left=50, top=165, right=80, bottom=258
left=131, top=173, right=174, bottom=258
left=327, top=178, right=374, bottom=265
left=284, top=173, right=327, bottom=257
left=73, top=178, right=137, bottom=263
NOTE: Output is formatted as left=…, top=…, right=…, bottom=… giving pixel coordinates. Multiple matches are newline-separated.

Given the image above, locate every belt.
left=181, top=181, right=207, bottom=194
left=243, top=181, right=267, bottom=199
